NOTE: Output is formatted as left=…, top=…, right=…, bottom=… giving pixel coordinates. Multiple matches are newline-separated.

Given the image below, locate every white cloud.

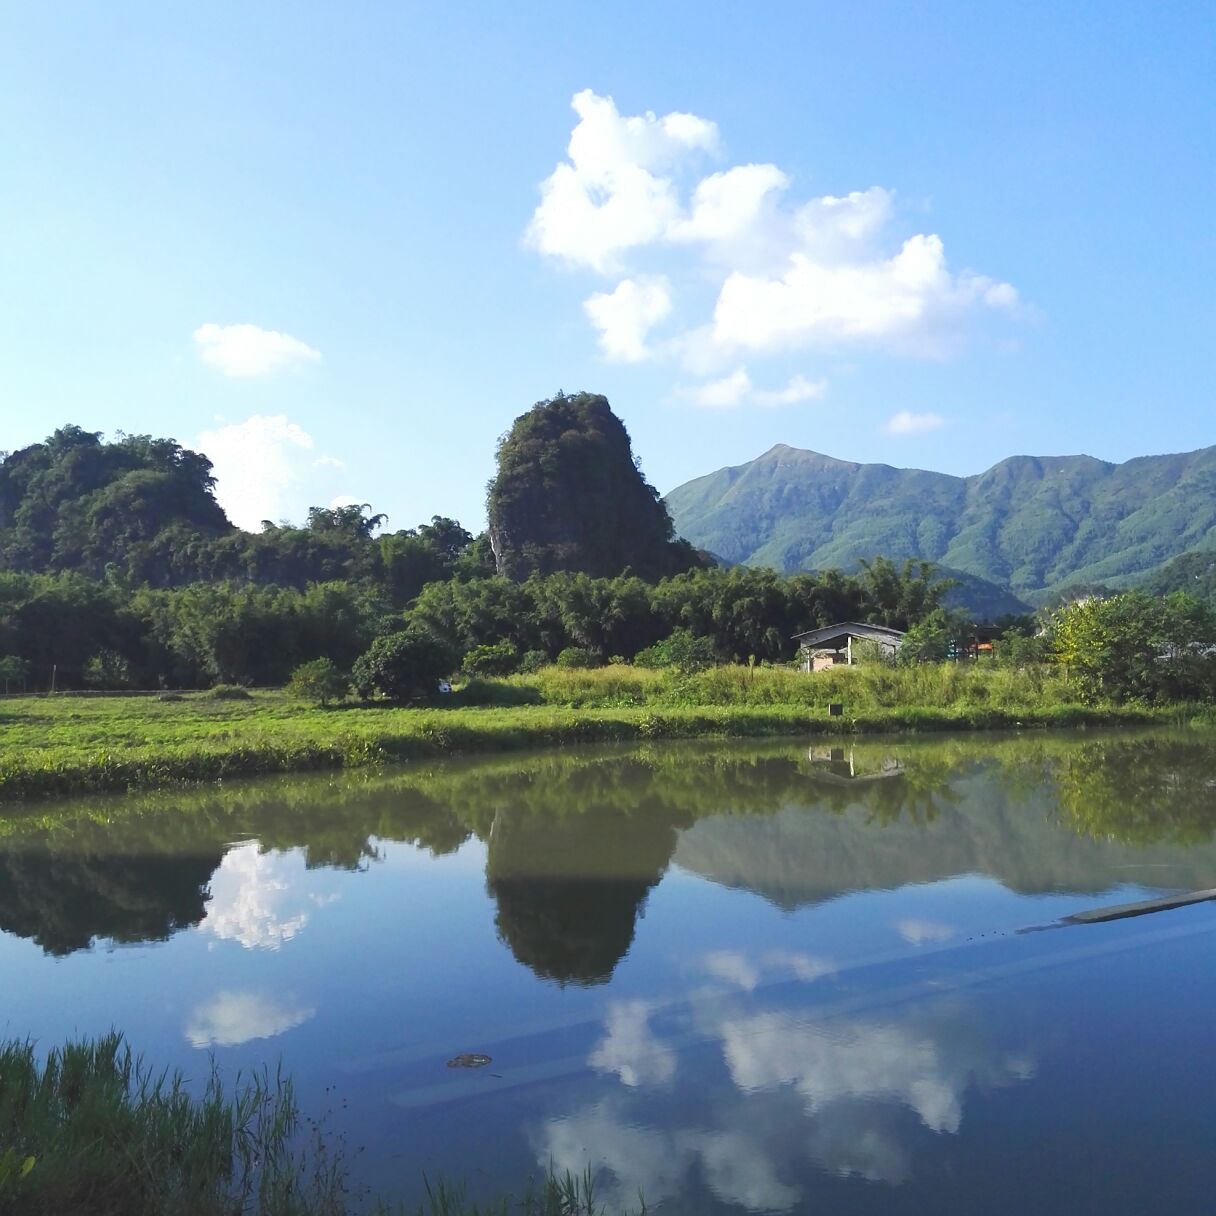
left=202, top=841, right=341, bottom=950
left=314, top=455, right=345, bottom=471
left=669, top=163, right=789, bottom=246
left=196, top=414, right=316, bottom=530
left=686, top=368, right=753, bottom=409
left=193, top=323, right=320, bottom=378
left=588, top=1001, right=677, bottom=1088
left=883, top=409, right=945, bottom=435
left=753, top=374, right=827, bottom=407
left=329, top=494, right=361, bottom=510
left=584, top=276, right=672, bottom=361
left=712, top=234, right=1016, bottom=358
left=185, top=991, right=314, bottom=1048
left=527, top=90, right=718, bottom=272
left=683, top=368, right=827, bottom=409
left=528, top=93, right=1020, bottom=391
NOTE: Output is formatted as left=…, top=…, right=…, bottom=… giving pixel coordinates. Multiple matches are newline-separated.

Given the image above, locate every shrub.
left=352, top=628, right=454, bottom=703
left=555, top=646, right=598, bottom=669
left=633, top=628, right=715, bottom=674
left=207, top=684, right=252, bottom=700
left=287, top=657, right=348, bottom=706
left=461, top=641, right=520, bottom=677
left=518, top=649, right=548, bottom=673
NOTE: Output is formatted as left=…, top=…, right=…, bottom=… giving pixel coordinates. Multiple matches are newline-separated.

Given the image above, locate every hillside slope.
left=665, top=443, right=1216, bottom=603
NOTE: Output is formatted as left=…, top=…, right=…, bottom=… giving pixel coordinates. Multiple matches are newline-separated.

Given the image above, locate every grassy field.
left=0, top=663, right=1188, bottom=803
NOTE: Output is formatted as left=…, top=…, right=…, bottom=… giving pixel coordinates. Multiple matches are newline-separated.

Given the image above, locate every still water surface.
left=3, top=730, right=1216, bottom=1212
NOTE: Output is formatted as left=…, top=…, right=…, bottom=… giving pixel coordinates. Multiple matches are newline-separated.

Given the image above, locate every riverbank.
left=0, top=664, right=1195, bottom=803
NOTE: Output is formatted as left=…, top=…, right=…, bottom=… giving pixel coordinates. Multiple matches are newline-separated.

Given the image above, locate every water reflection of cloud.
left=538, top=1101, right=801, bottom=1213
left=701, top=949, right=835, bottom=992
left=722, top=1008, right=1032, bottom=1134
left=588, top=1001, right=677, bottom=1087
left=546, top=993, right=1035, bottom=1201
left=185, top=990, right=315, bottom=1048
left=896, top=918, right=956, bottom=945
left=202, top=842, right=340, bottom=950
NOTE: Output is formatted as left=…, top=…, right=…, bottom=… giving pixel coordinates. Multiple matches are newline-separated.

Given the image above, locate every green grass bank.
left=0, top=664, right=1196, bottom=803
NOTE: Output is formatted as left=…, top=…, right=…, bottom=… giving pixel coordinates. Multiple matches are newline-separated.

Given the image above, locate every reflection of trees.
left=486, top=804, right=685, bottom=985
left=6, top=729, right=1212, bottom=958
left=0, top=848, right=221, bottom=955
left=1054, top=737, right=1216, bottom=845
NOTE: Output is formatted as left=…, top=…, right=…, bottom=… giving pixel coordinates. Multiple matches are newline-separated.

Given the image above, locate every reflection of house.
left=806, top=745, right=905, bottom=783
left=793, top=622, right=906, bottom=672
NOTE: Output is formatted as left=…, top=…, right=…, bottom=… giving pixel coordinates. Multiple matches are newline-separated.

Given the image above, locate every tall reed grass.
left=0, top=1033, right=635, bottom=1215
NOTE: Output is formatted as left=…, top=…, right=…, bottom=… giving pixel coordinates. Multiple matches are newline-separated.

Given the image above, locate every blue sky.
left=1, top=2, right=1212, bottom=532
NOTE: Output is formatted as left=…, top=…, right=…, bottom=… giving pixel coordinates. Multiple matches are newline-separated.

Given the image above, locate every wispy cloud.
left=682, top=367, right=826, bottom=409
left=193, top=323, right=320, bottom=378
left=883, top=410, right=945, bottom=435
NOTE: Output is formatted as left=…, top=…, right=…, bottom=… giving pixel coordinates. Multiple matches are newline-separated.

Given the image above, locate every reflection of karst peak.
left=0, top=849, right=222, bottom=956
left=485, top=805, right=684, bottom=985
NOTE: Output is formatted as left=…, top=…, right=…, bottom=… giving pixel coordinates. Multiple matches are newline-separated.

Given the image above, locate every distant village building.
left=793, top=622, right=906, bottom=672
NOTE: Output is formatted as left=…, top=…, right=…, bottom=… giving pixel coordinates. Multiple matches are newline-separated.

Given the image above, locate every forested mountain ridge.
left=665, top=442, right=1216, bottom=603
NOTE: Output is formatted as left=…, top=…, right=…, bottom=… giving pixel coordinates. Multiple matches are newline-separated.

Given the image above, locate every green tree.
left=1052, top=591, right=1216, bottom=704
left=352, top=629, right=454, bottom=702
left=897, top=608, right=973, bottom=665
left=0, top=655, right=29, bottom=693
left=461, top=642, right=520, bottom=677
left=634, top=628, right=716, bottom=674
left=287, top=658, right=347, bottom=706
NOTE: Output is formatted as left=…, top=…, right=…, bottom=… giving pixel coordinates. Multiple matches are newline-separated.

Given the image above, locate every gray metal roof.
left=792, top=621, right=907, bottom=647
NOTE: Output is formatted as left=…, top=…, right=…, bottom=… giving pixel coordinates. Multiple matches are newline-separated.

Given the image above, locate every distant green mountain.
left=665, top=443, right=1216, bottom=605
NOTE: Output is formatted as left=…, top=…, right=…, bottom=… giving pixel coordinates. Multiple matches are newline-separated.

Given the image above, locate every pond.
left=2, top=729, right=1216, bottom=1212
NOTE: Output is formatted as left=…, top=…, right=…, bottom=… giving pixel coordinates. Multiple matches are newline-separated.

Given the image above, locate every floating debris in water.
left=446, top=1052, right=492, bottom=1069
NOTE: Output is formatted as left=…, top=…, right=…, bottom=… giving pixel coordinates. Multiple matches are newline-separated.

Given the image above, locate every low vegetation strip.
left=0, top=666, right=1176, bottom=803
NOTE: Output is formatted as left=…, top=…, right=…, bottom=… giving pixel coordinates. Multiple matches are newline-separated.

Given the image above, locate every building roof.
left=792, top=621, right=907, bottom=648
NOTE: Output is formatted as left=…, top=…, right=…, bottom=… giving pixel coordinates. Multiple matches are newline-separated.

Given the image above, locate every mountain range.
left=665, top=443, right=1216, bottom=607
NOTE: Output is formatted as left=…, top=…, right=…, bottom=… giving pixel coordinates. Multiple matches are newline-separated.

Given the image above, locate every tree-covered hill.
left=665, top=442, right=1216, bottom=604
left=1141, top=548, right=1216, bottom=604
left=487, top=391, right=701, bottom=581
left=0, top=427, right=492, bottom=600
left=0, top=425, right=232, bottom=578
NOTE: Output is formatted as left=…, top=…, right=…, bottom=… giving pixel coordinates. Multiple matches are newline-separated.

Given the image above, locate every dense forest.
left=3, top=397, right=1210, bottom=696
left=0, top=402, right=955, bottom=690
